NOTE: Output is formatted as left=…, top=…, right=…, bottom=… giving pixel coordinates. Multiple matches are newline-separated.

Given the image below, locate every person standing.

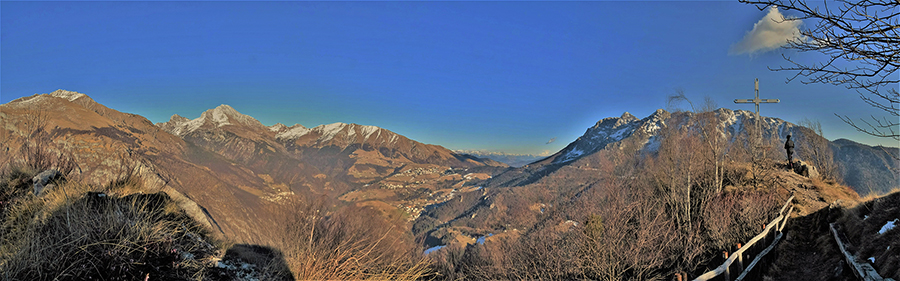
left=784, top=135, right=795, bottom=169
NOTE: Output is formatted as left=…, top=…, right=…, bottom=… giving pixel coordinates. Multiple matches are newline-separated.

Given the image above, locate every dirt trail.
left=762, top=207, right=854, bottom=281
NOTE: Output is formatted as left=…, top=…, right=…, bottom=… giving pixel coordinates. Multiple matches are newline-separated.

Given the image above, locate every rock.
left=83, top=191, right=109, bottom=208
left=32, top=169, right=62, bottom=196
left=793, top=160, right=820, bottom=179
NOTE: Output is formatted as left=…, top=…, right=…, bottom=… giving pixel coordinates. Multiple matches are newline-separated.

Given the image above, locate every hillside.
left=1, top=90, right=506, bottom=246
left=3, top=90, right=896, bottom=280
left=831, top=138, right=899, bottom=195
left=0, top=167, right=292, bottom=280
left=484, top=108, right=896, bottom=195
left=412, top=108, right=887, bottom=280
left=157, top=102, right=507, bottom=222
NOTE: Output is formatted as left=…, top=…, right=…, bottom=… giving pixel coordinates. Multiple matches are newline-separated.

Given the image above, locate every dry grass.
left=0, top=165, right=226, bottom=280
left=835, top=190, right=900, bottom=280
left=860, top=186, right=900, bottom=202
left=278, top=198, right=433, bottom=280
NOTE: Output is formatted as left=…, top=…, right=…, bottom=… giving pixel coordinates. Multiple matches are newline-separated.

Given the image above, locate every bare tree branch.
left=741, top=0, right=899, bottom=141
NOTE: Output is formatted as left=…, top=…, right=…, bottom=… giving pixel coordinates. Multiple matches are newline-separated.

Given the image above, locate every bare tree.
left=668, top=91, right=728, bottom=193
left=741, top=0, right=899, bottom=141
left=796, top=118, right=839, bottom=180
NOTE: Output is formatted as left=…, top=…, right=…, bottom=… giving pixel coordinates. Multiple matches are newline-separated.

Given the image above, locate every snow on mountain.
left=48, top=89, right=87, bottom=101
left=277, top=122, right=395, bottom=146
left=554, top=110, right=666, bottom=163
left=275, top=124, right=310, bottom=140
left=553, top=108, right=802, bottom=164
left=268, top=123, right=288, bottom=133
left=157, top=104, right=267, bottom=136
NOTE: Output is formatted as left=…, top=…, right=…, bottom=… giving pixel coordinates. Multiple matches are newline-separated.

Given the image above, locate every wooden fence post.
left=723, top=251, right=730, bottom=281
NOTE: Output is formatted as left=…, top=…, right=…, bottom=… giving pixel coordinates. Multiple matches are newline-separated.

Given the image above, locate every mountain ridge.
left=496, top=108, right=898, bottom=195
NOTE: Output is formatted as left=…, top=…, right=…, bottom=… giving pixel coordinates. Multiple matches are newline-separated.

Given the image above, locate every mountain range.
left=1, top=90, right=896, bottom=247
left=1, top=90, right=504, bottom=245
left=453, top=150, right=546, bottom=167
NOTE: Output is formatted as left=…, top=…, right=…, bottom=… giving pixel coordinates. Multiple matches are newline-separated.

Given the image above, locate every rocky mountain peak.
left=48, top=89, right=87, bottom=102
left=200, top=104, right=263, bottom=128
left=169, top=114, right=190, bottom=124
left=618, top=111, right=638, bottom=123
left=157, top=104, right=266, bottom=136
left=275, top=124, right=311, bottom=140
left=268, top=123, right=288, bottom=133
left=553, top=108, right=803, bottom=164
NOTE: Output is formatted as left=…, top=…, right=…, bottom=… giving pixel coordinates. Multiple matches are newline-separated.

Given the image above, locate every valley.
left=1, top=90, right=897, bottom=280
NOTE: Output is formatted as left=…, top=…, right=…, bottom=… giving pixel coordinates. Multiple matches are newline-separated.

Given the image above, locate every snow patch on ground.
left=878, top=219, right=898, bottom=234
left=216, top=258, right=261, bottom=281
left=476, top=233, right=493, bottom=245
left=423, top=245, right=446, bottom=255
left=561, top=149, right=584, bottom=162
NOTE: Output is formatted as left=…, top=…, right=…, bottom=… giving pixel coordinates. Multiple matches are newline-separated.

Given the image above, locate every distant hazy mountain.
left=831, top=138, right=899, bottom=194
left=454, top=150, right=546, bottom=167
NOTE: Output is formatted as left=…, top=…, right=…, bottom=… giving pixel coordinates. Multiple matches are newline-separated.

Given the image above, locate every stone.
left=793, top=160, right=820, bottom=179
left=32, top=169, right=62, bottom=196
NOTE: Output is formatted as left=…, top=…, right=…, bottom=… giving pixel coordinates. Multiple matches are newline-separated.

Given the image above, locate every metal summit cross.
left=734, top=78, right=780, bottom=118
left=734, top=78, right=780, bottom=162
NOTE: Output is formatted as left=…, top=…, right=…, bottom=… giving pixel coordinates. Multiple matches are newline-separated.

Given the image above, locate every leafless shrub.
left=796, top=118, right=839, bottom=180
left=279, top=198, right=432, bottom=280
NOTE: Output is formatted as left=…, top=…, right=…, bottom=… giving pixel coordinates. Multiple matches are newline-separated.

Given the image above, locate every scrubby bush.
left=278, top=197, right=432, bottom=280
left=0, top=168, right=224, bottom=280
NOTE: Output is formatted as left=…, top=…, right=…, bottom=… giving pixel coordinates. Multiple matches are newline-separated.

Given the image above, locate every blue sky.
left=2, top=1, right=896, bottom=154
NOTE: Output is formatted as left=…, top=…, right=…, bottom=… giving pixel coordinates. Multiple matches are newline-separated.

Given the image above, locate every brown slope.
left=157, top=105, right=508, bottom=231
left=1, top=90, right=285, bottom=245
left=159, top=106, right=506, bottom=197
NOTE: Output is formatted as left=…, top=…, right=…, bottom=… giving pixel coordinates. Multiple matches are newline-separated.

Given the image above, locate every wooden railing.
left=691, top=195, right=794, bottom=281
left=830, top=223, right=894, bottom=281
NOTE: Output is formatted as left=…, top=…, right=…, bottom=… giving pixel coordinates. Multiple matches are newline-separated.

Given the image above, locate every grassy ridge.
left=0, top=166, right=225, bottom=280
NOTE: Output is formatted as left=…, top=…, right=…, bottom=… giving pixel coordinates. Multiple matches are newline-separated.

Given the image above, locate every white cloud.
left=730, top=6, right=804, bottom=55
left=546, top=137, right=556, bottom=144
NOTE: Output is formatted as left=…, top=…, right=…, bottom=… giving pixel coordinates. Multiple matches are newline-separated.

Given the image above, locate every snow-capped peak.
left=48, top=89, right=86, bottom=101
left=195, top=104, right=265, bottom=129
left=157, top=104, right=266, bottom=136
left=275, top=124, right=311, bottom=140
left=313, top=122, right=378, bottom=142
left=268, top=123, right=288, bottom=133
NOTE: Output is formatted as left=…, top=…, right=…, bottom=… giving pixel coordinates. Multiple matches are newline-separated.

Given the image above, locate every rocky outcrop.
left=793, top=160, right=820, bottom=179
left=32, top=169, right=62, bottom=196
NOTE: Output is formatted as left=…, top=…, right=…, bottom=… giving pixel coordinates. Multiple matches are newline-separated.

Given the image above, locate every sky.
left=2, top=1, right=897, bottom=155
